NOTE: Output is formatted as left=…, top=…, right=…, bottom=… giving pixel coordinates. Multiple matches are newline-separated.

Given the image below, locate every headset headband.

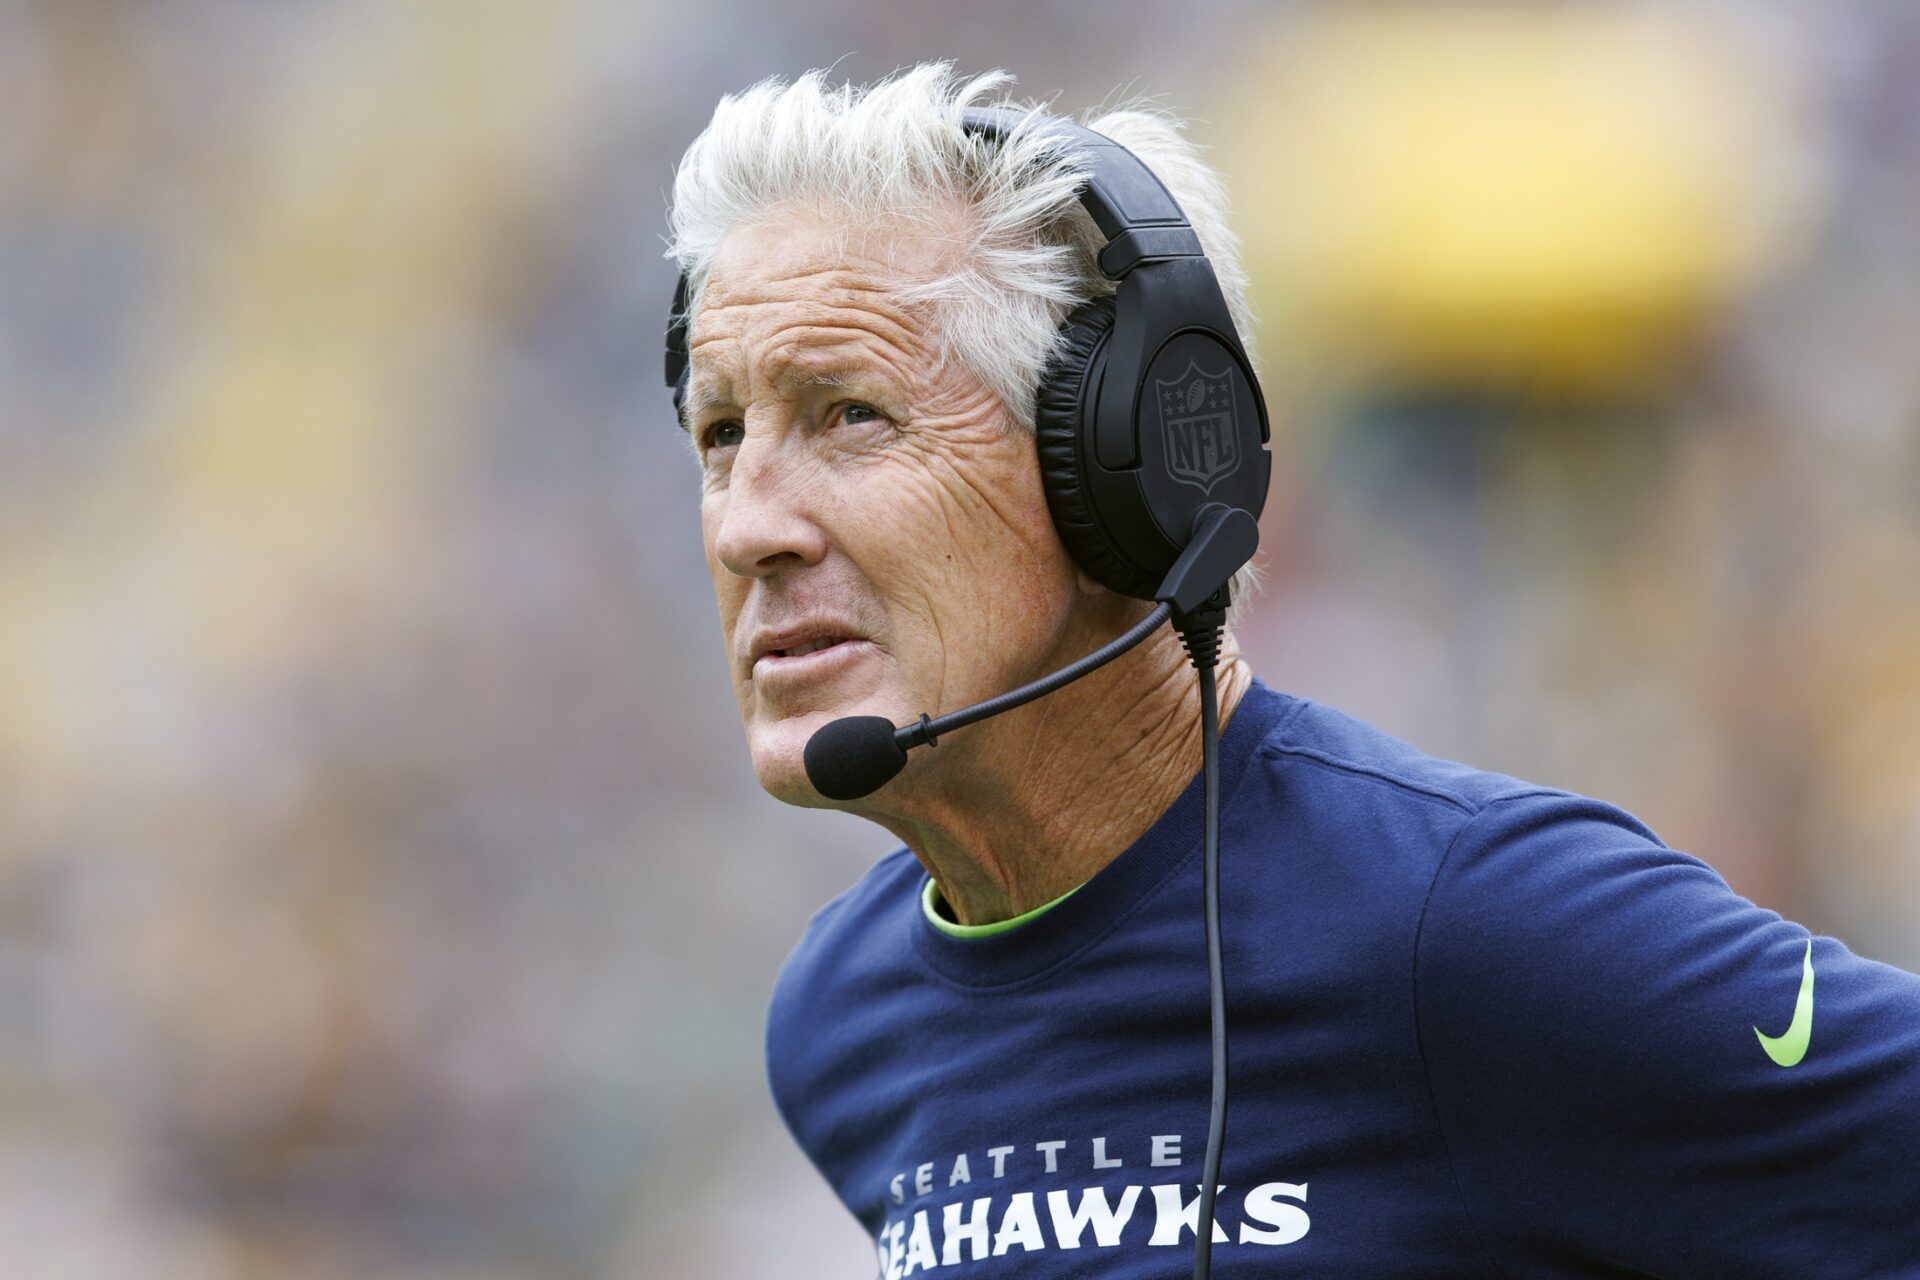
left=955, top=107, right=1206, bottom=279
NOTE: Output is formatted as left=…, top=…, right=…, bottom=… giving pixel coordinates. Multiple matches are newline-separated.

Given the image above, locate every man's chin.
left=746, top=708, right=876, bottom=808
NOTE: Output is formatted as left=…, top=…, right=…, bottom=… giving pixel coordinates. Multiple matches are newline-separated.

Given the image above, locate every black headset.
left=664, top=105, right=1270, bottom=1280
left=663, top=105, right=1270, bottom=609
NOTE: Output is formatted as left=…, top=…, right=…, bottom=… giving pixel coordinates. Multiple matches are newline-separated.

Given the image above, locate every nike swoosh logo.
left=1754, top=939, right=1815, bottom=1068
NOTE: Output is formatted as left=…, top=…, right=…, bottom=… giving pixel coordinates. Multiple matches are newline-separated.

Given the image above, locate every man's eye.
left=703, top=420, right=744, bottom=451
left=836, top=402, right=885, bottom=427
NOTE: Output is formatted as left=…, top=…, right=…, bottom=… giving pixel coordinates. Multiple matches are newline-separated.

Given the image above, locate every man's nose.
left=711, top=441, right=829, bottom=579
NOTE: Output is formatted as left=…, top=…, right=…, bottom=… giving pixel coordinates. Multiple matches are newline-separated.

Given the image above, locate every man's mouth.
left=747, top=625, right=876, bottom=679
left=752, top=636, right=874, bottom=691
left=771, top=636, right=852, bottom=659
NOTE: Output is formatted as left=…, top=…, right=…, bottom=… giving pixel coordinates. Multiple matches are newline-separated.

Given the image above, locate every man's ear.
left=1073, top=564, right=1110, bottom=597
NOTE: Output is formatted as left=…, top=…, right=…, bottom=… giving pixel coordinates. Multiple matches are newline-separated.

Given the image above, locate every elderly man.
left=665, top=64, right=1920, bottom=1278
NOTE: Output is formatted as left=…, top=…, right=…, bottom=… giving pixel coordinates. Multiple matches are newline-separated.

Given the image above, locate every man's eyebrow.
left=678, top=369, right=863, bottom=429
left=679, top=381, right=727, bottom=428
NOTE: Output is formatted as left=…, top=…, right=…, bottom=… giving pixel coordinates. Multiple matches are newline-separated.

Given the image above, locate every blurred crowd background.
left=3, top=1, right=1916, bottom=1276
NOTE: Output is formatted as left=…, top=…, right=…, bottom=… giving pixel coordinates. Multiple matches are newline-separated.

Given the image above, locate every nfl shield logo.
left=1156, top=363, right=1239, bottom=495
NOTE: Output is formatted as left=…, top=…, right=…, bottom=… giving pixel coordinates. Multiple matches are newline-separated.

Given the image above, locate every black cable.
left=897, top=602, right=1173, bottom=749
left=1192, top=657, right=1226, bottom=1279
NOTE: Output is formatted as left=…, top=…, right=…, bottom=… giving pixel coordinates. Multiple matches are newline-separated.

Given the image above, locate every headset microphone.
left=802, top=716, right=911, bottom=803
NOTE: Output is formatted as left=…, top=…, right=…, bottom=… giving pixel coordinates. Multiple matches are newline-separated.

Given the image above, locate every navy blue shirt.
left=767, top=681, right=1920, bottom=1276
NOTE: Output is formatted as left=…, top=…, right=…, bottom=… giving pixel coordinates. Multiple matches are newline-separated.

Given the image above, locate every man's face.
left=687, top=214, right=1084, bottom=803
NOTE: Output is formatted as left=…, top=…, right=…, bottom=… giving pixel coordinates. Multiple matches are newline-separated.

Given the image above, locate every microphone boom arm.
left=894, top=602, right=1173, bottom=753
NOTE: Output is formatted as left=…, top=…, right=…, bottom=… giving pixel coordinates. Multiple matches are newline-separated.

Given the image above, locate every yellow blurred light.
left=1216, top=1, right=1826, bottom=393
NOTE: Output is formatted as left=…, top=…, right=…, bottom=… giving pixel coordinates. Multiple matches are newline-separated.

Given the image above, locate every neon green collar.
left=920, top=876, right=1083, bottom=938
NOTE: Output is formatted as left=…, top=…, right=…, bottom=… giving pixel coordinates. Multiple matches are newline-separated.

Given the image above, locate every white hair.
left=663, top=62, right=1257, bottom=433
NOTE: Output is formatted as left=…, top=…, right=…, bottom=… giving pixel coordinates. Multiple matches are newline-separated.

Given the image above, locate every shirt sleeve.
left=1414, top=790, right=1920, bottom=1278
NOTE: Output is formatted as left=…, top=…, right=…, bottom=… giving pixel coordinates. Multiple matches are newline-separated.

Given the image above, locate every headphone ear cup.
left=1034, top=297, right=1165, bottom=600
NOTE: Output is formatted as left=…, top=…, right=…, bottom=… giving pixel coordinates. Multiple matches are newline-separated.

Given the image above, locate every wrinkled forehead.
left=692, top=209, right=961, bottom=338
left=681, top=217, right=967, bottom=427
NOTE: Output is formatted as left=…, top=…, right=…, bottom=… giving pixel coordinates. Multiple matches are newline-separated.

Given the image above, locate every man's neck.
left=858, top=621, right=1254, bottom=926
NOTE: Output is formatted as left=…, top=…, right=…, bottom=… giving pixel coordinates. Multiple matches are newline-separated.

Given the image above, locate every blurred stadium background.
left=3, top=1, right=1917, bottom=1275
